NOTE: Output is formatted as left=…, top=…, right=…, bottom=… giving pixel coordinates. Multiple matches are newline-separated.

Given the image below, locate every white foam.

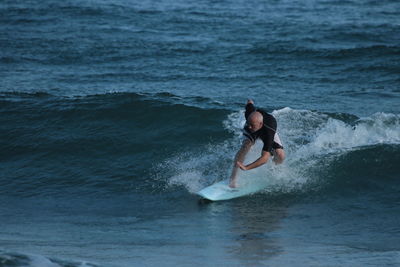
left=162, top=108, right=400, bottom=194
left=29, top=254, right=61, bottom=267
left=298, top=111, right=400, bottom=155
left=0, top=250, right=98, bottom=267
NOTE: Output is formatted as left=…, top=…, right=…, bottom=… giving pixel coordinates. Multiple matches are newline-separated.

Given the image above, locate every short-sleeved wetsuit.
left=243, top=103, right=284, bottom=155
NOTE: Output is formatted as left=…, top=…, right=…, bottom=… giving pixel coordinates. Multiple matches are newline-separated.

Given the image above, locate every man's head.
left=247, top=111, right=264, bottom=132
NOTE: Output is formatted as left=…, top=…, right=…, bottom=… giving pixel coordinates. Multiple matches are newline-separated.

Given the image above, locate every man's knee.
left=273, top=149, right=285, bottom=164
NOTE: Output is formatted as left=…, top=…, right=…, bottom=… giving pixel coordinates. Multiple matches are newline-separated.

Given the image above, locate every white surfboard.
left=196, top=177, right=269, bottom=201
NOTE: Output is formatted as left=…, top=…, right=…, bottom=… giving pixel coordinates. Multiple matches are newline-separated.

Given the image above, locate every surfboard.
left=196, top=177, right=269, bottom=201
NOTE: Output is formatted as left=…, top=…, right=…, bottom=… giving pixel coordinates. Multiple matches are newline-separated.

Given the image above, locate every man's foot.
left=229, top=180, right=238, bottom=188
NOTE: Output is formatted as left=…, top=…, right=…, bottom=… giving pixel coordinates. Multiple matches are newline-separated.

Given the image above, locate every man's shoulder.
left=256, top=109, right=275, bottom=123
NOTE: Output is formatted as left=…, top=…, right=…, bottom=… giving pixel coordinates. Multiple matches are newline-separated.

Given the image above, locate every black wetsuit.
left=243, top=103, right=283, bottom=155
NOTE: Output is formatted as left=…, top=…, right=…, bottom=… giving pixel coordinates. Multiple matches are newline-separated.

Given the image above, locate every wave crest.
left=161, top=107, right=400, bottom=195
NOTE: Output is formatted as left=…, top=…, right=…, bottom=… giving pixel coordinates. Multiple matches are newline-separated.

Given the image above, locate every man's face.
left=247, top=119, right=263, bottom=133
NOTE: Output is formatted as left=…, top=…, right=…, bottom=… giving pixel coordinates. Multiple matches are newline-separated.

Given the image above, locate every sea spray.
left=161, top=108, right=400, bottom=195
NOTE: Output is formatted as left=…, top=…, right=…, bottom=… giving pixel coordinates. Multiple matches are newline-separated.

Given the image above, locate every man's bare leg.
left=229, top=139, right=252, bottom=188
left=272, top=148, right=285, bottom=165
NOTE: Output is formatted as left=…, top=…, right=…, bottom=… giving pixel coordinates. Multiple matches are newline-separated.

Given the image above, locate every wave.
left=1, top=92, right=399, bottom=197
left=0, top=92, right=229, bottom=196
left=0, top=250, right=97, bottom=267
left=160, top=107, right=400, bottom=196
left=248, top=44, right=400, bottom=60
left=0, top=91, right=229, bottom=156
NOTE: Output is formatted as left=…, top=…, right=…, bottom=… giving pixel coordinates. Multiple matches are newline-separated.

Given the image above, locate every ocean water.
left=1, top=0, right=400, bottom=266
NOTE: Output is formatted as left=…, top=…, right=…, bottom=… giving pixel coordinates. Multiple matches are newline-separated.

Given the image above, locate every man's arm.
left=229, top=139, right=253, bottom=188
left=236, top=150, right=270, bottom=171
left=245, top=99, right=255, bottom=120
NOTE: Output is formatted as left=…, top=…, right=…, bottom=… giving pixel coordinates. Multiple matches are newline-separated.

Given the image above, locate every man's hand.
left=237, top=151, right=270, bottom=172
left=247, top=99, right=254, bottom=105
left=236, top=161, right=248, bottom=171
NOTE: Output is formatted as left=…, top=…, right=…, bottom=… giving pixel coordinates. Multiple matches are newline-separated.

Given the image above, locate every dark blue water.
left=1, top=0, right=400, bottom=266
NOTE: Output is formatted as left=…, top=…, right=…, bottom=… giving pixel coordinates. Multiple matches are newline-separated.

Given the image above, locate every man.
left=229, top=99, right=285, bottom=188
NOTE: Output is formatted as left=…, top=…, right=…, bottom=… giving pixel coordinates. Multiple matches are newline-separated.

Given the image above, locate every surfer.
left=229, top=99, right=285, bottom=188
